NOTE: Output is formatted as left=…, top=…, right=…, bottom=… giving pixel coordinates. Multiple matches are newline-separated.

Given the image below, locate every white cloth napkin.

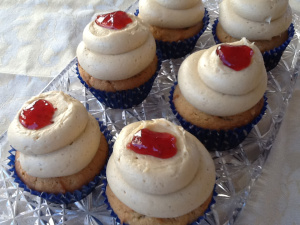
left=0, top=0, right=135, bottom=77
left=235, top=78, right=300, bottom=225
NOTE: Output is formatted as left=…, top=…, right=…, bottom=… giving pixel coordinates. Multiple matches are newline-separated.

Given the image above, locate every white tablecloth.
left=0, top=1, right=299, bottom=225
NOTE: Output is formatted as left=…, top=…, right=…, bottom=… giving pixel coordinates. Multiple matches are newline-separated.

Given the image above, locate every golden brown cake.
left=78, top=56, right=157, bottom=92
left=149, top=21, right=204, bottom=42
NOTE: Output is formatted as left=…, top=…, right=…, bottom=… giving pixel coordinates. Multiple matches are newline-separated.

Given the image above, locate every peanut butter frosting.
left=76, top=12, right=156, bottom=81
left=8, top=91, right=89, bottom=155
left=106, top=119, right=215, bottom=218
left=139, top=0, right=205, bottom=29
left=178, top=38, right=267, bottom=117
left=219, top=0, right=292, bottom=40
left=8, top=91, right=101, bottom=178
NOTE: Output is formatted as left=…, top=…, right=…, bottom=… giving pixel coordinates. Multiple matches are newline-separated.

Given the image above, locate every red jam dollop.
left=19, top=99, right=57, bottom=130
left=127, top=128, right=177, bottom=159
left=95, top=11, right=132, bottom=30
left=216, top=44, right=254, bottom=71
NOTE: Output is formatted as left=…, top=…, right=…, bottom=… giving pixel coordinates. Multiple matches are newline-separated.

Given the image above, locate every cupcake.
left=138, top=0, right=209, bottom=59
left=170, top=38, right=268, bottom=151
left=76, top=11, right=161, bottom=109
left=105, top=118, right=216, bottom=225
left=7, top=91, right=110, bottom=204
left=213, top=0, right=294, bottom=71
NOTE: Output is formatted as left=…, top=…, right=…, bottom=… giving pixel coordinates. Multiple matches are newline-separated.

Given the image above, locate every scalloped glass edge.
left=0, top=1, right=299, bottom=224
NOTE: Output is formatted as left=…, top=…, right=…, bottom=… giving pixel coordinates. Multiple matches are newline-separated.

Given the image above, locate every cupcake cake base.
left=77, top=51, right=162, bottom=109
left=169, top=83, right=268, bottom=151
left=135, top=9, right=210, bottom=60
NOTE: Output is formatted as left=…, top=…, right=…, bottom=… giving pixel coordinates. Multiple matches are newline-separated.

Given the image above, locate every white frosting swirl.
left=178, top=38, right=267, bottom=117
left=8, top=91, right=89, bottom=155
left=107, top=119, right=215, bottom=218
left=76, top=13, right=156, bottom=80
left=8, top=91, right=101, bottom=178
left=18, top=114, right=100, bottom=178
left=219, top=0, right=292, bottom=40
left=156, top=0, right=198, bottom=9
left=139, top=0, right=205, bottom=29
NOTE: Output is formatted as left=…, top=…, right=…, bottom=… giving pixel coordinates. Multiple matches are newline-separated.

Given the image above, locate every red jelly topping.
left=19, top=99, right=57, bottom=130
left=95, top=11, right=132, bottom=30
left=216, top=44, right=254, bottom=71
left=127, top=128, right=177, bottom=159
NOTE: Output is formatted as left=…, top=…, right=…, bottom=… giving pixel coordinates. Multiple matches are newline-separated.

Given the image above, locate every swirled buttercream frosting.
left=76, top=11, right=156, bottom=81
left=8, top=91, right=101, bottom=178
left=139, top=0, right=205, bottom=29
left=178, top=38, right=267, bottom=117
left=106, top=118, right=215, bottom=218
left=219, top=0, right=292, bottom=40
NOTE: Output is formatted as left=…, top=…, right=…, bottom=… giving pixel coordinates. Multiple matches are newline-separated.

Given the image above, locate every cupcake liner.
left=77, top=50, right=162, bottom=109
left=100, top=165, right=217, bottom=225
left=169, top=83, right=268, bottom=151
left=135, top=9, right=210, bottom=60
left=7, top=120, right=113, bottom=205
left=212, top=19, right=295, bottom=72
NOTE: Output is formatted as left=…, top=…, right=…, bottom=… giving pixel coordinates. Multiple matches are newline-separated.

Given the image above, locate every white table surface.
left=0, top=1, right=299, bottom=225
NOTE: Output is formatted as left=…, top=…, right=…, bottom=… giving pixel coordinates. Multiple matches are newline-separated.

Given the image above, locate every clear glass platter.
left=0, top=1, right=299, bottom=224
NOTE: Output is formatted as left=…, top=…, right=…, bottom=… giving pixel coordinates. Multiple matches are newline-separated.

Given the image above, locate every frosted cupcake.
left=212, top=0, right=294, bottom=71
left=105, top=118, right=216, bottom=225
left=76, top=11, right=161, bottom=109
left=138, top=0, right=209, bottom=59
left=7, top=91, right=110, bottom=204
left=170, top=38, right=268, bottom=151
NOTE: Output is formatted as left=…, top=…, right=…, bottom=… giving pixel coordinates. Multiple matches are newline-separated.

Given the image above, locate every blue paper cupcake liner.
left=77, top=50, right=162, bottom=109
left=212, top=19, right=295, bottom=72
left=7, top=120, right=113, bottom=205
left=135, top=9, right=210, bottom=60
left=100, top=164, right=217, bottom=225
left=169, top=83, right=268, bottom=151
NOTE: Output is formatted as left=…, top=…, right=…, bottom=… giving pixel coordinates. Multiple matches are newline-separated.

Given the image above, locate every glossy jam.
left=19, top=99, right=57, bottom=130
left=127, top=128, right=177, bottom=159
left=216, top=44, right=254, bottom=71
left=95, top=11, right=132, bottom=30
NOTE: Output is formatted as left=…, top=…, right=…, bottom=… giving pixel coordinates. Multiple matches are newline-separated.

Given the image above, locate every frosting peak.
left=107, top=119, right=215, bottom=218
left=219, top=0, right=292, bottom=40
left=8, top=91, right=100, bottom=178
left=178, top=38, right=267, bottom=116
left=232, top=0, right=289, bottom=22
left=77, top=12, right=156, bottom=80
left=156, top=0, right=198, bottom=10
left=8, top=91, right=89, bottom=155
left=85, top=13, right=149, bottom=55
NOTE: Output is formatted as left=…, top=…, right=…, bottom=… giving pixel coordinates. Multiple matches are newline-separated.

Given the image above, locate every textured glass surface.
left=0, top=1, right=299, bottom=224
